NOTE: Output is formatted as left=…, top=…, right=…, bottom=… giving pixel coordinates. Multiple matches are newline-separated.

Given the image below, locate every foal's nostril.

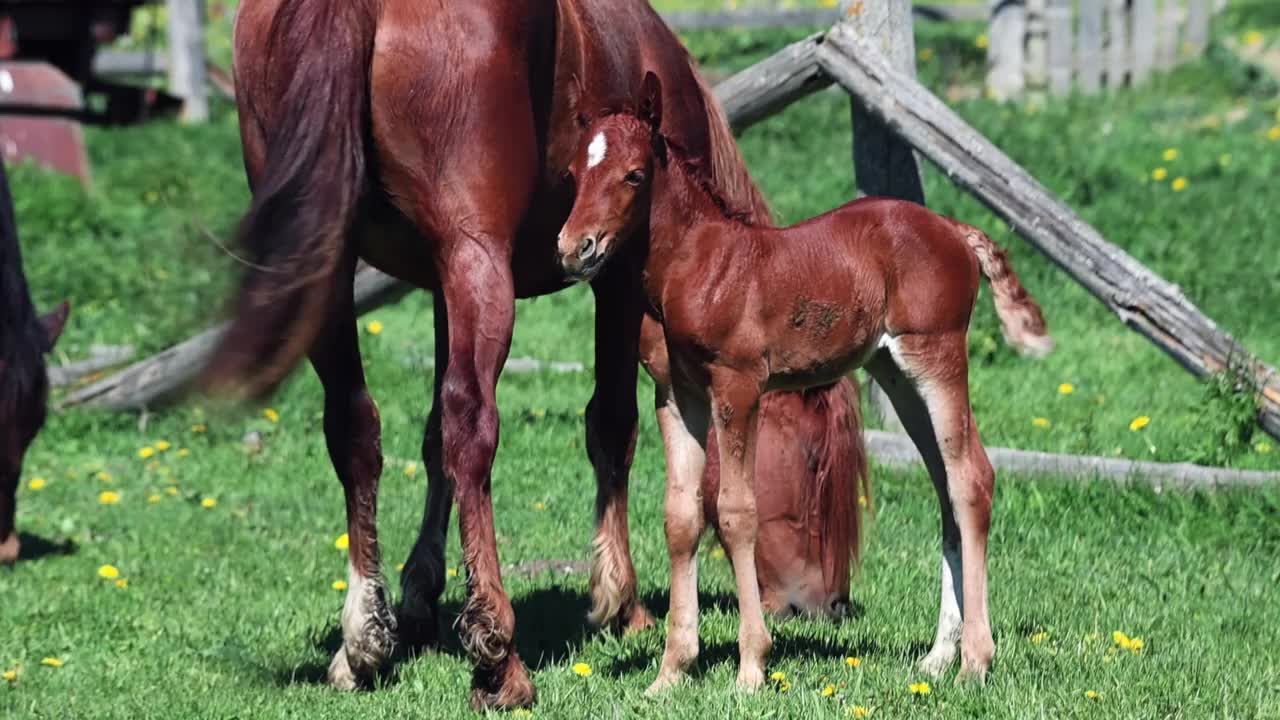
left=578, top=235, right=597, bottom=260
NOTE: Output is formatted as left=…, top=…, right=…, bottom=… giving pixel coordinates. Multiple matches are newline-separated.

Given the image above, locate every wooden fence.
left=989, top=0, right=1226, bottom=99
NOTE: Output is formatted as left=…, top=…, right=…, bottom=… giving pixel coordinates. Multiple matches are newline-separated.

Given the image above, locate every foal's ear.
left=639, top=71, right=663, bottom=131
left=39, top=300, right=70, bottom=353
left=567, top=74, right=590, bottom=128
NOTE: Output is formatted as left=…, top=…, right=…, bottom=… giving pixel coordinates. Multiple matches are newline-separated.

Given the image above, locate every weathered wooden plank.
left=866, top=431, right=1280, bottom=488
left=165, top=0, right=209, bottom=122
left=1106, top=0, right=1130, bottom=87
left=658, top=4, right=986, bottom=30
left=713, top=32, right=831, bottom=133
left=817, top=23, right=1280, bottom=441
left=1047, top=0, right=1074, bottom=96
left=1025, top=0, right=1049, bottom=91
left=1078, top=0, right=1105, bottom=94
left=1157, top=0, right=1182, bottom=70
left=986, top=0, right=1027, bottom=100
left=1184, top=0, right=1210, bottom=58
left=1131, top=0, right=1157, bottom=84
left=48, top=346, right=135, bottom=387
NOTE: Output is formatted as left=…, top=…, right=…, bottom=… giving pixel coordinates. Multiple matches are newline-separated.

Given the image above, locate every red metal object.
left=0, top=61, right=90, bottom=186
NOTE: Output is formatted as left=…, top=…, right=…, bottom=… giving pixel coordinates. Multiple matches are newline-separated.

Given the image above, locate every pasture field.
left=4, top=4, right=1280, bottom=718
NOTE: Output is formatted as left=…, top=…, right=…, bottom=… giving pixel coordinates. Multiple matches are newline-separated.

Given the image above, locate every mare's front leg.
left=311, top=254, right=397, bottom=689
left=867, top=334, right=995, bottom=680
left=584, top=265, right=653, bottom=632
left=646, top=381, right=710, bottom=694
left=708, top=369, right=771, bottom=689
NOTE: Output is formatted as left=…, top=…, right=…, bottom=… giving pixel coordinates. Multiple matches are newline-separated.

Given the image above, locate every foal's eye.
left=623, top=170, right=645, bottom=186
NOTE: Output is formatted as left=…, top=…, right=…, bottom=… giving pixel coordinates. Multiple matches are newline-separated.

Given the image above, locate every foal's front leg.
left=647, top=383, right=710, bottom=694
left=709, top=370, right=771, bottom=690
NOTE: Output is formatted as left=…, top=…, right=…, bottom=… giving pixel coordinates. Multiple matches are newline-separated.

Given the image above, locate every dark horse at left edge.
left=202, top=0, right=865, bottom=709
left=0, top=161, right=70, bottom=565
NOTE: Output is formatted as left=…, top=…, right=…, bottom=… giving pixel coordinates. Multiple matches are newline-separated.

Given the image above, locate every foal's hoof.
left=470, top=654, right=536, bottom=711
left=917, top=646, right=958, bottom=678
left=644, top=669, right=686, bottom=696
left=621, top=604, right=657, bottom=635
left=0, top=533, right=19, bottom=566
left=736, top=665, right=765, bottom=691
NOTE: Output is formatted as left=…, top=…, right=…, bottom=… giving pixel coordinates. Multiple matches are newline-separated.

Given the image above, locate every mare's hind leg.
left=398, top=290, right=453, bottom=648
left=866, top=333, right=996, bottom=680
left=585, top=269, right=653, bottom=633
left=311, top=254, right=397, bottom=689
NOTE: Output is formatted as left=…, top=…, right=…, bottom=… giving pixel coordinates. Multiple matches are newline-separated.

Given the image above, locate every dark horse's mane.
left=0, top=163, right=47, bottom=419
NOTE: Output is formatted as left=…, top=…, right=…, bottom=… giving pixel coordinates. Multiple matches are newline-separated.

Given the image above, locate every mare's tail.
left=805, top=376, right=872, bottom=587
left=962, top=225, right=1055, bottom=358
left=202, top=0, right=377, bottom=398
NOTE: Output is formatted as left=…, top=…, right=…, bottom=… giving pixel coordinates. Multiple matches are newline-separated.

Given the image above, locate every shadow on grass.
left=17, top=532, right=77, bottom=562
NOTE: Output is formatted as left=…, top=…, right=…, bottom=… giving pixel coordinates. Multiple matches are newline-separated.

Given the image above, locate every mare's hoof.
left=736, top=665, right=765, bottom=691
left=327, top=647, right=361, bottom=691
left=621, top=604, right=657, bottom=635
left=917, top=646, right=957, bottom=678
left=644, top=669, right=686, bottom=696
left=0, top=533, right=19, bottom=565
left=470, top=654, right=536, bottom=711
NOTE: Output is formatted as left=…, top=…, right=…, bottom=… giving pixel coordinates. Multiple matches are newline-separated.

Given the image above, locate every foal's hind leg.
left=399, top=291, right=453, bottom=648
left=311, top=255, right=397, bottom=689
left=867, top=333, right=995, bottom=680
left=585, top=270, right=653, bottom=633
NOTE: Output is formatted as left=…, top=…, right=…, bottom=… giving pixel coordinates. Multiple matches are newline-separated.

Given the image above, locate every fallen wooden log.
left=816, top=23, right=1280, bottom=441
left=47, top=345, right=134, bottom=387
left=866, top=431, right=1280, bottom=489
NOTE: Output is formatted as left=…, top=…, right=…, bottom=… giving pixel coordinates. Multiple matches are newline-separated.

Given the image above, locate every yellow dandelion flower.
left=2, top=669, right=16, bottom=682
left=40, top=658, right=63, bottom=668
left=1030, top=631, right=1049, bottom=645
left=446, top=567, right=459, bottom=578
left=780, top=680, right=793, bottom=693
left=1219, top=153, right=1233, bottom=167
left=1085, top=689, right=1102, bottom=700
left=571, top=662, right=592, bottom=677
left=96, top=471, right=113, bottom=482
left=155, top=441, right=171, bottom=452
left=710, top=546, right=726, bottom=560
left=857, top=495, right=868, bottom=508
left=138, top=446, right=155, bottom=459
left=512, top=710, right=533, bottom=718
left=334, top=533, right=349, bottom=550
left=909, top=682, right=931, bottom=695
left=1151, top=167, right=1168, bottom=181
left=1162, top=148, right=1179, bottom=162
left=366, top=320, right=384, bottom=335
left=918, top=48, right=934, bottom=62
left=29, top=477, right=47, bottom=491
left=821, top=684, right=836, bottom=697
left=532, top=501, right=546, bottom=511
left=395, top=563, right=405, bottom=572
left=263, top=408, right=280, bottom=423
left=191, top=424, right=207, bottom=433
left=332, top=580, right=348, bottom=591
left=1112, top=630, right=1130, bottom=645
left=770, top=671, right=787, bottom=682
left=823, top=0, right=837, bottom=9
left=98, top=490, right=121, bottom=505
left=115, top=578, right=129, bottom=589
left=1129, top=416, right=1151, bottom=431
left=1243, top=30, right=1264, bottom=47
left=404, top=462, right=418, bottom=477
left=165, top=486, right=179, bottom=496
left=1032, top=417, right=1051, bottom=429
left=1128, top=637, right=1144, bottom=653
left=1256, top=441, right=1272, bottom=454
left=147, top=494, right=162, bottom=504
left=1171, top=177, right=1188, bottom=192
left=1058, top=383, right=1075, bottom=395
left=1268, top=126, right=1280, bottom=142
left=975, top=34, right=988, bottom=49
left=201, top=497, right=217, bottom=509
left=845, top=657, right=861, bottom=668
left=177, top=448, right=190, bottom=457
left=98, top=564, right=120, bottom=579
left=850, top=706, right=871, bottom=718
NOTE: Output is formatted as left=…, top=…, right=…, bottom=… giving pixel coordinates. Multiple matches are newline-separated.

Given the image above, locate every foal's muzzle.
left=558, top=232, right=607, bottom=282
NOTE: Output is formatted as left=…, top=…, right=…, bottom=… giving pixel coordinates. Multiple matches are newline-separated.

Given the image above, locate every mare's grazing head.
left=558, top=72, right=665, bottom=282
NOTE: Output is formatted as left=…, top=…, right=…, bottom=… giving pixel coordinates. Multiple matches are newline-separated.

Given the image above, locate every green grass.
left=5, top=7, right=1280, bottom=718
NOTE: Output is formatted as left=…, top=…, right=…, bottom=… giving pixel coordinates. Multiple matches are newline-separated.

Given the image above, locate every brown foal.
left=557, top=74, right=1052, bottom=692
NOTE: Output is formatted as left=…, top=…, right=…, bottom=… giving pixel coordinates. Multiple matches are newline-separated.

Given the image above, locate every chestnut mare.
left=0, top=162, right=70, bottom=565
left=557, top=74, right=1053, bottom=692
left=202, top=0, right=860, bottom=709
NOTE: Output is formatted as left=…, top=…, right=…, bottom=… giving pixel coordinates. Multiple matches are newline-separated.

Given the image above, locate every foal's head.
left=558, top=73, right=664, bottom=282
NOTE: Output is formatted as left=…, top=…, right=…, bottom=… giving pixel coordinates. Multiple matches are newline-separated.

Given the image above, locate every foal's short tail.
left=807, top=376, right=872, bottom=586
left=202, top=0, right=377, bottom=399
left=962, top=225, right=1055, bottom=358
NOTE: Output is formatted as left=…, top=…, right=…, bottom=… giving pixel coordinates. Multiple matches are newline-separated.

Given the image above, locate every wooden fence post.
left=1184, top=0, right=1210, bottom=58
left=1025, top=0, right=1049, bottom=93
left=1131, top=0, right=1156, bottom=85
left=1106, top=0, right=1129, bottom=88
left=838, top=0, right=924, bottom=432
left=166, top=0, right=209, bottom=122
left=986, top=0, right=1026, bottom=100
left=1157, top=0, right=1181, bottom=70
left=1047, top=0, right=1073, bottom=96
left=1078, top=0, right=1104, bottom=94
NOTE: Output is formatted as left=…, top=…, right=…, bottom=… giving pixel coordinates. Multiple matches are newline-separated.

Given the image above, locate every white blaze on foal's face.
left=587, top=131, right=608, bottom=169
